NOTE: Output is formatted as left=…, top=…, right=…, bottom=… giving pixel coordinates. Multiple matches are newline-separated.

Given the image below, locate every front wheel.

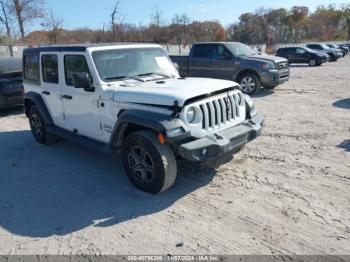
left=328, top=53, right=337, bottom=62
left=121, top=131, right=177, bottom=193
left=238, top=73, right=261, bottom=95
left=308, top=58, right=318, bottom=66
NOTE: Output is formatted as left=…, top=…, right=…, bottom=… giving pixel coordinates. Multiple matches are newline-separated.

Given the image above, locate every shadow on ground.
left=289, top=64, right=312, bottom=68
left=0, top=130, right=216, bottom=238
left=333, top=98, right=350, bottom=109
left=338, top=140, right=350, bottom=153
left=251, top=89, right=274, bottom=98
left=0, top=106, right=24, bottom=117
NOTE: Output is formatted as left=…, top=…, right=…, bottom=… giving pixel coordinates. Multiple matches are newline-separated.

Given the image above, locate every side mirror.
left=220, top=53, right=231, bottom=60
left=173, top=62, right=179, bottom=71
left=72, top=72, right=95, bottom=92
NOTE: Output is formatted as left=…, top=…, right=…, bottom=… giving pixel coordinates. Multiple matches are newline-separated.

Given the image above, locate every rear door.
left=40, top=52, right=66, bottom=127
left=286, top=48, right=297, bottom=63
left=189, top=44, right=217, bottom=78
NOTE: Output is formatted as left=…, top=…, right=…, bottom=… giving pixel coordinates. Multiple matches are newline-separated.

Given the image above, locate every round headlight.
left=186, top=107, right=196, bottom=123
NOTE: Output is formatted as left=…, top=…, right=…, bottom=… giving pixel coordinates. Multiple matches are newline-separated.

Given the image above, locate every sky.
left=30, top=0, right=349, bottom=31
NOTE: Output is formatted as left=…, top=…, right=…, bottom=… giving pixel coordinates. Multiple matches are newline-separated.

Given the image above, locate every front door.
left=60, top=53, right=102, bottom=138
left=295, top=48, right=308, bottom=63
left=211, top=44, right=237, bottom=80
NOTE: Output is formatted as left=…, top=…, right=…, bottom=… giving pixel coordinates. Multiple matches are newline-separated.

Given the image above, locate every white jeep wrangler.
left=23, top=43, right=264, bottom=193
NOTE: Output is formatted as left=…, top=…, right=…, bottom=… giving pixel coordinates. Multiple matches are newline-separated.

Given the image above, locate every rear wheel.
left=121, top=130, right=177, bottom=193
left=238, top=73, right=261, bottom=95
left=28, top=106, right=58, bottom=145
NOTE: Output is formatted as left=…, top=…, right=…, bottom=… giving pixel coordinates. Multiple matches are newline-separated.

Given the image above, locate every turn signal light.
left=158, top=133, right=166, bottom=144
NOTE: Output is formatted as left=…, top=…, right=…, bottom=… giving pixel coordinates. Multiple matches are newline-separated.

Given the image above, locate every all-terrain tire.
left=121, top=130, right=177, bottom=193
left=238, top=73, right=261, bottom=95
left=28, top=106, right=59, bottom=145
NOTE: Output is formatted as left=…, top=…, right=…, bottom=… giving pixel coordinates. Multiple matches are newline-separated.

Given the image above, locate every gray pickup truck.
left=170, top=42, right=290, bottom=95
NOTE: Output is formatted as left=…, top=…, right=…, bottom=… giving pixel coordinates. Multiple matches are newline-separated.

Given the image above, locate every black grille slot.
left=206, top=103, right=212, bottom=127
left=200, top=105, right=205, bottom=129
left=212, top=101, right=218, bottom=126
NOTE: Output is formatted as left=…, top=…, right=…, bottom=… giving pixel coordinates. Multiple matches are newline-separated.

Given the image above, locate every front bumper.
left=0, top=91, right=23, bottom=109
left=261, top=69, right=289, bottom=88
left=179, top=113, right=264, bottom=162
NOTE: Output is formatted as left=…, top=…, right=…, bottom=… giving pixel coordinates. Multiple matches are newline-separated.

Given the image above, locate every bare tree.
left=10, top=0, right=45, bottom=41
left=111, top=1, right=124, bottom=41
left=149, top=5, right=164, bottom=43
left=41, top=9, right=63, bottom=44
left=0, top=0, right=11, bottom=38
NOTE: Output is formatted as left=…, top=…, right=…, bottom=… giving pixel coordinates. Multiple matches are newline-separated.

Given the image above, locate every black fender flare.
left=24, top=92, right=53, bottom=125
left=109, top=109, right=189, bottom=149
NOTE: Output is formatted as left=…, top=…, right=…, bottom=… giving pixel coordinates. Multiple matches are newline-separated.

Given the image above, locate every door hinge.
left=99, top=122, right=103, bottom=130
left=62, top=113, right=66, bottom=120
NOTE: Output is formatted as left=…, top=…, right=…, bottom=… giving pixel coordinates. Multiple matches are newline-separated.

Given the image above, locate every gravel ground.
left=0, top=56, right=349, bottom=255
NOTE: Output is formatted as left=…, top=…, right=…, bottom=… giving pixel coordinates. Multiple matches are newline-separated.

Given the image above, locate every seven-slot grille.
left=199, top=93, right=242, bottom=130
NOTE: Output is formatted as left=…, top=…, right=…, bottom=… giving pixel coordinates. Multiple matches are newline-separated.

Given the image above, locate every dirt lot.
left=0, top=56, right=349, bottom=256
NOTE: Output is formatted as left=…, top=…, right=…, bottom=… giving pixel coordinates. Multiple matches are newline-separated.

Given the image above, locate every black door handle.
left=42, top=91, right=50, bottom=95
left=62, top=95, right=73, bottom=100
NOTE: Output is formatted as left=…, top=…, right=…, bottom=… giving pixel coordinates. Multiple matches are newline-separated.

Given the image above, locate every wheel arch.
left=24, top=92, right=53, bottom=125
left=109, top=109, right=188, bottom=151
left=236, top=68, right=261, bottom=82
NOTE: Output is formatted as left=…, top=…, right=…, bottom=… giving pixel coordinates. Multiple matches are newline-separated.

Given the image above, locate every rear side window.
left=192, top=45, right=217, bottom=59
left=64, top=55, right=92, bottom=86
left=42, top=54, right=59, bottom=84
left=24, top=54, right=39, bottom=82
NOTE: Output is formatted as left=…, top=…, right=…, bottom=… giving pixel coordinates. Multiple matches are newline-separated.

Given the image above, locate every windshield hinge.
left=169, top=100, right=181, bottom=120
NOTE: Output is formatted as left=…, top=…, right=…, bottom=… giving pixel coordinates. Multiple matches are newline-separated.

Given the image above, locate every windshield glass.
left=321, top=44, right=330, bottom=49
left=225, top=43, right=257, bottom=57
left=92, top=48, right=178, bottom=82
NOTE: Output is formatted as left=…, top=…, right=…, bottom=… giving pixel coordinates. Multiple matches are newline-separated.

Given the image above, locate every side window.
left=296, top=48, right=306, bottom=54
left=290, top=48, right=297, bottom=53
left=24, top=54, right=39, bottom=82
left=42, top=54, right=59, bottom=84
left=309, top=45, right=321, bottom=50
left=64, top=55, right=92, bottom=86
left=192, top=45, right=216, bottom=59
left=213, top=45, right=232, bottom=60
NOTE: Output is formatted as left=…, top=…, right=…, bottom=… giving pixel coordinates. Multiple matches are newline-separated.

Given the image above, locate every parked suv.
left=0, top=58, right=23, bottom=110
left=306, top=44, right=343, bottom=62
left=23, top=44, right=264, bottom=193
left=276, top=47, right=329, bottom=66
left=170, top=42, right=290, bottom=95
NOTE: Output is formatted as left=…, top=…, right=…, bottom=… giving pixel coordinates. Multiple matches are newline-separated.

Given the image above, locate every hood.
left=112, top=77, right=239, bottom=107
left=326, top=48, right=342, bottom=53
left=243, top=54, right=287, bottom=64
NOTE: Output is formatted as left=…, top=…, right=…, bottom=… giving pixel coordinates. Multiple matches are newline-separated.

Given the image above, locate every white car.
left=23, top=43, right=264, bottom=193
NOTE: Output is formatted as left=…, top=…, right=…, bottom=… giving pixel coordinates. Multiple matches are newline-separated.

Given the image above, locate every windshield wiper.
left=136, top=72, right=170, bottom=79
left=104, top=75, right=144, bottom=82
